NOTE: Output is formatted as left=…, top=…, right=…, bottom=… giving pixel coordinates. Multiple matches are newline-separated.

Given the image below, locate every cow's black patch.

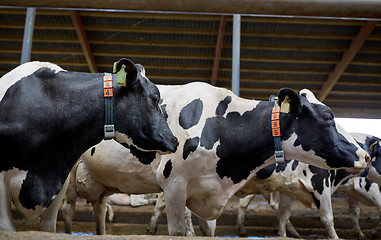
left=121, top=143, right=156, bottom=165
left=311, top=193, right=320, bottom=209
left=365, top=178, right=373, bottom=192
left=256, top=164, right=276, bottom=179
left=291, top=160, right=298, bottom=171
left=308, top=165, right=330, bottom=195
left=179, top=99, right=203, bottom=130
left=216, top=96, right=232, bottom=116
left=91, top=147, right=96, bottom=156
left=200, top=100, right=278, bottom=184
left=359, top=178, right=363, bottom=188
left=276, top=163, right=287, bottom=172
left=163, top=160, right=172, bottom=179
left=333, top=169, right=352, bottom=187
left=183, top=137, right=199, bottom=160
left=303, top=170, right=307, bottom=176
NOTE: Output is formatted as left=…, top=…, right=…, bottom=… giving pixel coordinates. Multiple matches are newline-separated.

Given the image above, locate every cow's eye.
left=323, top=114, right=333, bottom=122
left=152, top=95, right=160, bottom=104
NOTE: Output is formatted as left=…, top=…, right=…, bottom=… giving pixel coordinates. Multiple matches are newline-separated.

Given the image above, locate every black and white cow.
left=157, top=83, right=369, bottom=235
left=0, top=59, right=178, bottom=232
left=236, top=133, right=381, bottom=239
left=236, top=160, right=354, bottom=239
left=62, top=82, right=370, bottom=236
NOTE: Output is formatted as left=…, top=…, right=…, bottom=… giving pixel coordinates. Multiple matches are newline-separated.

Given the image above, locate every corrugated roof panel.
left=82, top=16, right=220, bottom=29
left=346, top=64, right=381, bottom=73
left=33, top=29, right=77, bottom=38
left=0, top=13, right=26, bottom=23
left=241, top=22, right=359, bottom=35
left=339, top=75, right=381, bottom=83
left=239, top=61, right=334, bottom=71
left=241, top=36, right=351, bottom=48
left=86, top=31, right=217, bottom=42
left=354, top=52, right=381, bottom=62
left=35, top=14, right=72, bottom=25
left=362, top=40, right=381, bottom=48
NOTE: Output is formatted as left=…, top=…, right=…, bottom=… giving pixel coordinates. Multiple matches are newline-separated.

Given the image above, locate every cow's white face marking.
left=0, top=61, right=64, bottom=102
left=300, top=89, right=324, bottom=106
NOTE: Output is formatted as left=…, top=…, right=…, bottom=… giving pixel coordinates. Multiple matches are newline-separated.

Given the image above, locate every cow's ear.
left=277, top=88, right=301, bottom=115
left=369, top=139, right=379, bottom=156
left=113, top=58, right=138, bottom=86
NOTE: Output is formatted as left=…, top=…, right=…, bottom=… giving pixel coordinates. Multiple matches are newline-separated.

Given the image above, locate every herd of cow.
left=0, top=59, right=379, bottom=239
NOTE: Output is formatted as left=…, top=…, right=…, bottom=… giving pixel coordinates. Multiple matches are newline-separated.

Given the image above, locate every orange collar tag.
left=103, top=75, right=113, bottom=97
left=271, top=106, right=281, bottom=137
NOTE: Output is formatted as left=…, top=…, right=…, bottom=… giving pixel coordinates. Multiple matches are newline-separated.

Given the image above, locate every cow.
left=0, top=59, right=178, bottom=232
left=61, top=82, right=370, bottom=236
left=236, top=133, right=381, bottom=239
left=156, top=83, right=369, bottom=235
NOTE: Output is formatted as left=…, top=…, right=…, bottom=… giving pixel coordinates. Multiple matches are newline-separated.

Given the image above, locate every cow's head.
left=279, top=88, right=369, bottom=171
left=351, top=133, right=381, bottom=183
left=112, top=58, right=178, bottom=153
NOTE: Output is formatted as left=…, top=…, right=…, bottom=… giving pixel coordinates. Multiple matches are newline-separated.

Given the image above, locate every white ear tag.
left=280, top=95, right=291, bottom=113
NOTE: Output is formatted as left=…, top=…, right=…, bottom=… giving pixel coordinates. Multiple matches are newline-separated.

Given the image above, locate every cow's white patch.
left=3, top=168, right=46, bottom=220
left=336, top=122, right=369, bottom=169
left=0, top=61, right=64, bottom=102
left=300, top=89, right=324, bottom=106
left=115, top=131, right=157, bottom=153
left=351, top=132, right=372, bottom=144
left=282, top=133, right=330, bottom=169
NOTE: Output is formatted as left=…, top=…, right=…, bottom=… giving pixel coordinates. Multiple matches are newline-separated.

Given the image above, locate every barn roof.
left=0, top=8, right=380, bottom=118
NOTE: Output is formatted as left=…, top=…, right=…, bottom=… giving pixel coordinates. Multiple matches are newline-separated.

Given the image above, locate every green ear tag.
left=113, top=61, right=118, bottom=73
left=116, top=64, right=127, bottom=86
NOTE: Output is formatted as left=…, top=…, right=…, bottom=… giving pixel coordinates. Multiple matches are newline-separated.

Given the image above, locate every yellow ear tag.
left=116, top=64, right=127, bottom=86
left=280, top=95, right=291, bottom=113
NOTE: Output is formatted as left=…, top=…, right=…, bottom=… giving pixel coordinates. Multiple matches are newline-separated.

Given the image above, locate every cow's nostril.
left=365, top=155, right=371, bottom=164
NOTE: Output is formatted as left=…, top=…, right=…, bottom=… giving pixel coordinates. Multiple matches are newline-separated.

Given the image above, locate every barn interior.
left=0, top=1, right=380, bottom=119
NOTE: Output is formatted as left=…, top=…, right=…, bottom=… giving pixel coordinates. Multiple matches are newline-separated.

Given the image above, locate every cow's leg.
left=269, top=192, right=301, bottom=238
left=347, top=196, right=366, bottom=240
left=237, top=194, right=255, bottom=237
left=146, top=192, right=166, bottom=235
left=164, top=188, right=187, bottom=235
left=62, top=164, right=81, bottom=234
left=277, top=192, right=292, bottom=237
left=40, top=176, right=69, bottom=232
left=92, top=194, right=108, bottom=235
left=185, top=207, right=195, bottom=236
left=199, top=219, right=216, bottom=237
left=314, top=192, right=339, bottom=239
left=0, top=172, right=15, bottom=231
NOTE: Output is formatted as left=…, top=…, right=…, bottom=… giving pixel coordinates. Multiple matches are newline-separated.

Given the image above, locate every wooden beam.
left=317, top=21, right=377, bottom=101
left=211, top=15, right=227, bottom=86
left=69, top=10, right=98, bottom=73
left=2, top=0, right=381, bottom=19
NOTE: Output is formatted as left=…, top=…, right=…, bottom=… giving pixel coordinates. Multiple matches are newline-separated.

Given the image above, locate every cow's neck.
left=200, top=98, right=283, bottom=185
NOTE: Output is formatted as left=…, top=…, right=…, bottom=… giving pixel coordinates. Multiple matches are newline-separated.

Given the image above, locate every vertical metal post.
left=21, top=8, right=36, bottom=64
left=232, top=14, right=240, bottom=96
